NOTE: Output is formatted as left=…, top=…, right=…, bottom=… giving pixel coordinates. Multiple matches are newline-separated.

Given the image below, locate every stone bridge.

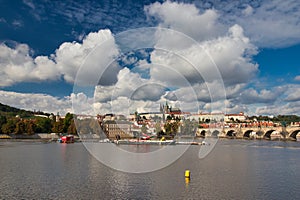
left=196, top=126, right=300, bottom=140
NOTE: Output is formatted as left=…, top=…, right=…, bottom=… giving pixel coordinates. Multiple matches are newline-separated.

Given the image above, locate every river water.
left=0, top=139, right=299, bottom=200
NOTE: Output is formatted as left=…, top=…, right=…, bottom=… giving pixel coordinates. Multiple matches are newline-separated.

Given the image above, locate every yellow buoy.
left=185, top=170, right=190, bottom=178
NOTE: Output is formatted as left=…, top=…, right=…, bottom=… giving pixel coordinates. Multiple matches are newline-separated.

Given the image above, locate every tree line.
left=0, top=113, right=77, bottom=135
left=248, top=115, right=300, bottom=126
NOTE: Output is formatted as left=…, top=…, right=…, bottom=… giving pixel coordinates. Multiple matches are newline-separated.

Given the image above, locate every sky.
left=0, top=0, right=300, bottom=116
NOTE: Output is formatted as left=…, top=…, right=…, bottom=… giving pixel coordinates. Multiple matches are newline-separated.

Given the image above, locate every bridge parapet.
left=197, top=126, right=300, bottom=140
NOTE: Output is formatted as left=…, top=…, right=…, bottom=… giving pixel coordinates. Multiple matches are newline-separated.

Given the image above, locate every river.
left=0, top=139, right=299, bottom=200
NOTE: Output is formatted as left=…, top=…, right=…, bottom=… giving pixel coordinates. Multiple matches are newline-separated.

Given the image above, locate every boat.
left=58, top=135, right=74, bottom=143
left=140, top=133, right=151, bottom=140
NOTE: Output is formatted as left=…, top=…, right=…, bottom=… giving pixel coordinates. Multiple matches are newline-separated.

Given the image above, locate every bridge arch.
left=200, top=130, right=206, bottom=137
left=264, top=130, right=276, bottom=139
left=211, top=130, right=220, bottom=137
left=226, top=130, right=236, bottom=137
left=243, top=130, right=253, bottom=138
left=290, top=130, right=300, bottom=140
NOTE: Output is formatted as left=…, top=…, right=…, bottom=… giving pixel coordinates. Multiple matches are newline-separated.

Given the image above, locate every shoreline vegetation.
left=0, top=103, right=77, bottom=138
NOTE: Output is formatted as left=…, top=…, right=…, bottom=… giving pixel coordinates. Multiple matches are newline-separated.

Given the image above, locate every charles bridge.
left=196, top=126, right=300, bottom=140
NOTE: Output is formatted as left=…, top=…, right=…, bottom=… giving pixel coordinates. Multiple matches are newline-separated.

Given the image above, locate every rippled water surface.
left=0, top=140, right=299, bottom=200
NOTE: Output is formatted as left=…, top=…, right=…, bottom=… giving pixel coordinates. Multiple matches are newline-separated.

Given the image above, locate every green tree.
left=0, top=115, right=7, bottom=134
left=63, top=113, right=73, bottom=133
left=166, top=115, right=172, bottom=121
left=25, top=120, right=36, bottom=135
left=164, top=121, right=179, bottom=135
left=1, top=119, right=17, bottom=134
left=15, top=120, right=25, bottom=135
left=155, top=122, right=161, bottom=133
left=52, top=120, right=64, bottom=133
left=67, top=120, right=77, bottom=135
left=35, top=117, right=52, bottom=133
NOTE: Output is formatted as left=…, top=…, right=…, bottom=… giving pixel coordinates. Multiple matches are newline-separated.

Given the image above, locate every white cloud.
left=294, top=75, right=300, bottom=81
left=284, top=85, right=300, bottom=102
left=238, top=87, right=286, bottom=105
left=145, top=1, right=226, bottom=42
left=242, top=5, right=254, bottom=16
left=94, top=68, right=145, bottom=102
left=227, top=1, right=300, bottom=48
left=146, top=1, right=300, bottom=48
left=12, top=20, right=23, bottom=28
left=149, top=25, right=258, bottom=87
left=144, top=1, right=258, bottom=89
left=0, top=29, right=118, bottom=87
left=0, top=90, right=109, bottom=116
left=201, top=25, right=258, bottom=85
left=23, top=0, right=35, bottom=10
left=0, top=43, right=59, bottom=86
left=225, top=103, right=249, bottom=115
left=56, top=29, right=119, bottom=85
left=0, top=90, right=72, bottom=115
left=201, top=99, right=247, bottom=114
left=256, top=101, right=300, bottom=116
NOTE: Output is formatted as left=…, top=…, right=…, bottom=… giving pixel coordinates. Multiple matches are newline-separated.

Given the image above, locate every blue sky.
left=0, top=0, right=300, bottom=116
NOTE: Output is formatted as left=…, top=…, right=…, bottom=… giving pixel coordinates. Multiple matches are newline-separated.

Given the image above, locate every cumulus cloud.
left=256, top=101, right=300, bottom=116
left=0, top=29, right=118, bottom=87
left=131, top=83, right=166, bottom=101
left=145, top=1, right=226, bottom=41
left=146, top=1, right=300, bottom=48
left=0, top=43, right=59, bottom=86
left=145, top=1, right=258, bottom=89
left=238, top=87, right=286, bottom=105
left=200, top=25, right=258, bottom=85
left=148, top=25, right=258, bottom=88
left=226, top=1, right=300, bottom=48
left=0, top=90, right=109, bottom=116
left=0, top=90, right=72, bottom=115
left=56, top=29, right=119, bottom=85
left=94, top=68, right=145, bottom=103
left=284, top=86, right=300, bottom=102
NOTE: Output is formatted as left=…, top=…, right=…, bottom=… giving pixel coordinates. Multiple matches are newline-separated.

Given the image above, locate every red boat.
left=140, top=133, right=151, bottom=140
left=58, top=135, right=74, bottom=143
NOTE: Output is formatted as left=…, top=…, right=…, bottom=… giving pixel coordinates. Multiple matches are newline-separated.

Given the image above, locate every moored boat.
left=58, top=135, right=74, bottom=143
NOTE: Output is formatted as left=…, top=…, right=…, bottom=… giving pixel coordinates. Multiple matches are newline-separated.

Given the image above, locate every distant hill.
left=0, top=103, right=34, bottom=118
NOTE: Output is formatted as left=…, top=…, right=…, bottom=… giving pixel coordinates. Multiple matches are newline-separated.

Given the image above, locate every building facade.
left=102, top=120, right=133, bottom=139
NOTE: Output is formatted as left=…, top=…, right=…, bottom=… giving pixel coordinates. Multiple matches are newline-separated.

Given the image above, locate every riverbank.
left=1, top=134, right=299, bottom=143
left=0, top=134, right=80, bottom=143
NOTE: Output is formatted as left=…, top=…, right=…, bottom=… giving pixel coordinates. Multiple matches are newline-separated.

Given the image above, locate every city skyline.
left=0, top=0, right=300, bottom=116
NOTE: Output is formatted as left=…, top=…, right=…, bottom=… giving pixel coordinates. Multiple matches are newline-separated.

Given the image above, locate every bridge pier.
left=297, top=135, right=300, bottom=142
